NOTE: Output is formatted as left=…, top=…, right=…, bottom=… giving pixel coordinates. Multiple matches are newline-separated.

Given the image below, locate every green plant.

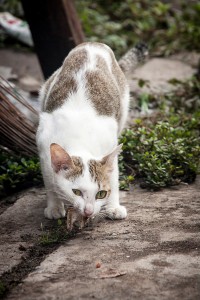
left=40, top=219, right=70, bottom=245
left=0, top=149, right=42, bottom=198
left=119, top=111, right=200, bottom=189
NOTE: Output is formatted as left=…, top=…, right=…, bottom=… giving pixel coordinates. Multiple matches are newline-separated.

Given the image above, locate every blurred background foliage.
left=1, top=0, right=200, bottom=56
left=75, top=0, right=200, bottom=57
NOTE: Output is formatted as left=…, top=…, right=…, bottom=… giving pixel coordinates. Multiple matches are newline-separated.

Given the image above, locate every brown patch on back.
left=44, top=49, right=88, bottom=112
left=86, top=55, right=121, bottom=120
left=65, top=156, right=84, bottom=181
left=88, top=160, right=111, bottom=196
left=110, top=51, right=128, bottom=123
left=41, top=69, right=60, bottom=111
left=110, top=51, right=127, bottom=95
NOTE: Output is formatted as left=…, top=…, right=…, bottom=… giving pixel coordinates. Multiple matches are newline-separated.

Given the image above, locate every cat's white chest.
left=37, top=99, right=118, bottom=158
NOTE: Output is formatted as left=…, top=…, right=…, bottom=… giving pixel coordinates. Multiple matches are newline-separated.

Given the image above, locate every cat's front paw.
left=44, top=205, right=66, bottom=219
left=106, top=205, right=127, bottom=220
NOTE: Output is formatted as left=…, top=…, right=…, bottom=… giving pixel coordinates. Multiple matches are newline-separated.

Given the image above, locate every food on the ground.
left=66, top=208, right=89, bottom=231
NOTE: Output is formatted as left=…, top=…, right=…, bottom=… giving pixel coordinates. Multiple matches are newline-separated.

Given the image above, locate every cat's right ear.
left=50, top=143, right=74, bottom=173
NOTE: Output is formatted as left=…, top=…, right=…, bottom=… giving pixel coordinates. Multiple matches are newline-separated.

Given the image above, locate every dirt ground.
left=0, top=48, right=200, bottom=299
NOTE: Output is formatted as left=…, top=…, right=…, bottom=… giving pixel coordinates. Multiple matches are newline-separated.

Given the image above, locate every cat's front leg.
left=44, top=191, right=66, bottom=219
left=39, top=156, right=66, bottom=219
left=105, top=159, right=127, bottom=220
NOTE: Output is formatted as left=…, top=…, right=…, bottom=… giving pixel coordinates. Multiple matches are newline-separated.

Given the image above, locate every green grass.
left=40, top=219, right=72, bottom=245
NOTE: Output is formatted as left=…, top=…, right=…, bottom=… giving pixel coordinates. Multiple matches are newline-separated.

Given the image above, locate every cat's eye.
left=96, top=190, right=107, bottom=199
left=72, top=189, right=82, bottom=196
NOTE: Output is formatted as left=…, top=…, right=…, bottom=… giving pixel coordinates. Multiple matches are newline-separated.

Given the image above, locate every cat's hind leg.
left=105, top=158, right=127, bottom=219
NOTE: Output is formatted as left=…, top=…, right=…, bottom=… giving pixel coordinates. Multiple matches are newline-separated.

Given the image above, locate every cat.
left=36, top=42, right=147, bottom=220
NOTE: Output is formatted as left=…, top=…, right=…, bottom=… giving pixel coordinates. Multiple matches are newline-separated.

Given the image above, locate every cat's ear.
left=101, top=144, right=123, bottom=172
left=50, top=143, right=74, bottom=173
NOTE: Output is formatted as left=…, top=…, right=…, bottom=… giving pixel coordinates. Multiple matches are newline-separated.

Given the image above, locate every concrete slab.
left=0, top=49, right=43, bottom=82
left=5, top=177, right=200, bottom=300
left=0, top=188, right=49, bottom=275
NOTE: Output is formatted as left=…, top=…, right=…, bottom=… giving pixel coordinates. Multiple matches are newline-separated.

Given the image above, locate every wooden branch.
left=0, top=78, right=38, bottom=156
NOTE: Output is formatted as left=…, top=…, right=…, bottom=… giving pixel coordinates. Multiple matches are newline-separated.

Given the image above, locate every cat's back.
left=40, top=42, right=128, bottom=121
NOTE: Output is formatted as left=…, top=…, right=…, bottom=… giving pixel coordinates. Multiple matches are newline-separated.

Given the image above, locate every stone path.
left=1, top=179, right=200, bottom=300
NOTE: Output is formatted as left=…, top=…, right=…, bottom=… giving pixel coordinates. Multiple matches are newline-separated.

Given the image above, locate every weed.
left=119, top=75, right=200, bottom=190
left=119, top=113, right=200, bottom=190
left=0, top=149, right=41, bottom=198
left=40, top=220, right=70, bottom=245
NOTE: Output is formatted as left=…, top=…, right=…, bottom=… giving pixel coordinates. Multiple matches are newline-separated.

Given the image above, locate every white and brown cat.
left=36, top=42, right=147, bottom=220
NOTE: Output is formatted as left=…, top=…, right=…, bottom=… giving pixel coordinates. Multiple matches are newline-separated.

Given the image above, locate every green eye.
left=96, top=190, right=107, bottom=199
left=72, top=189, right=82, bottom=196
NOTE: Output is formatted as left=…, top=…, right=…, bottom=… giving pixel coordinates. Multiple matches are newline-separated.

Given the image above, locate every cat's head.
left=50, top=143, right=122, bottom=217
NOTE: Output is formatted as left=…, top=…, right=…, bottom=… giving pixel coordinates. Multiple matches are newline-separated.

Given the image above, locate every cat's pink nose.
left=84, top=204, right=93, bottom=217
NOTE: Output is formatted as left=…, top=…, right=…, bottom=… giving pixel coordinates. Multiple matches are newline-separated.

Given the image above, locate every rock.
left=130, top=58, right=196, bottom=95
left=0, top=66, right=17, bottom=80
left=19, top=75, right=41, bottom=93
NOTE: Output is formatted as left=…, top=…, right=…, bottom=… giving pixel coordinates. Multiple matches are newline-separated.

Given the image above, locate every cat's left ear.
left=101, top=144, right=123, bottom=172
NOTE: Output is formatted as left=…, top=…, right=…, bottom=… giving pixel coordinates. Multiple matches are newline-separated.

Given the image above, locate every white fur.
left=36, top=43, right=129, bottom=220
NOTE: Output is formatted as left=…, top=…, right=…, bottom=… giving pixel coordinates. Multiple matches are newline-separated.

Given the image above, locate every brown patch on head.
left=88, top=145, right=121, bottom=192
left=66, top=156, right=84, bottom=181
left=50, top=143, right=84, bottom=181
left=88, top=160, right=111, bottom=196
left=44, top=49, right=88, bottom=112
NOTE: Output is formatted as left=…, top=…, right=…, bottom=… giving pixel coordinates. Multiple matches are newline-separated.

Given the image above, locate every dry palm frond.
left=0, top=76, right=39, bottom=156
